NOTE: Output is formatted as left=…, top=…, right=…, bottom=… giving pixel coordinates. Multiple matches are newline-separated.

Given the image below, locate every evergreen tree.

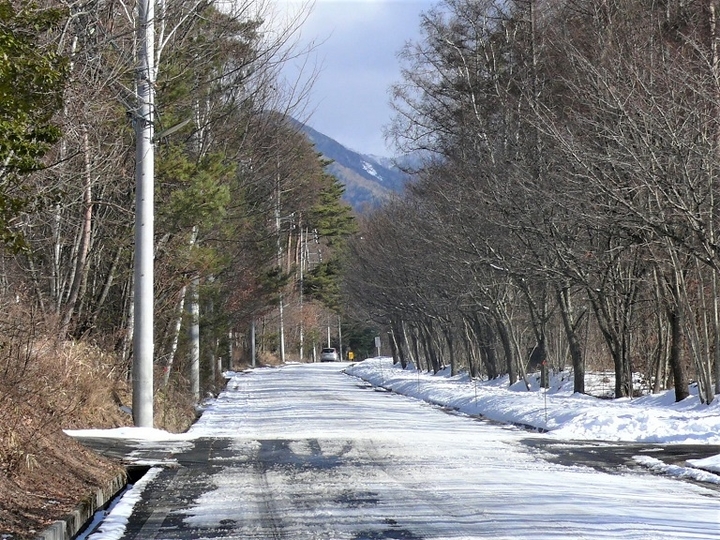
left=309, top=172, right=356, bottom=245
left=0, top=0, right=66, bottom=248
left=304, top=172, right=356, bottom=312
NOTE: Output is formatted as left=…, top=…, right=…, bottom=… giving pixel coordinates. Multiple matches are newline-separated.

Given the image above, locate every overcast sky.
left=278, top=0, right=434, bottom=157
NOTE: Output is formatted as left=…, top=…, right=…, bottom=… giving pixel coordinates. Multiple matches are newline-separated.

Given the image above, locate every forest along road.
left=85, top=363, right=720, bottom=539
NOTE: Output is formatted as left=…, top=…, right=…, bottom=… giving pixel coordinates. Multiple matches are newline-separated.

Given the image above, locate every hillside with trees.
left=344, top=0, right=720, bottom=404
left=0, top=0, right=355, bottom=536
left=298, top=121, right=410, bottom=209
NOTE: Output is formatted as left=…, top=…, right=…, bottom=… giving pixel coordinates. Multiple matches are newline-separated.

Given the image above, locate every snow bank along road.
left=83, top=363, right=720, bottom=539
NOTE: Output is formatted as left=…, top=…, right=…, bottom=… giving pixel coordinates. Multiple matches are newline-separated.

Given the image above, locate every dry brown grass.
left=0, top=420, right=123, bottom=539
left=155, top=381, right=198, bottom=433
left=256, top=350, right=282, bottom=366
left=0, top=302, right=197, bottom=539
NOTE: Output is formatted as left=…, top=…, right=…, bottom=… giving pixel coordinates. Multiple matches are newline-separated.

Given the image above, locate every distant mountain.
left=297, top=123, right=411, bottom=211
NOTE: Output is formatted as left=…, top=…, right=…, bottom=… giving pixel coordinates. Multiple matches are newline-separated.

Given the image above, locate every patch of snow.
left=81, top=467, right=161, bottom=540
left=345, top=357, right=720, bottom=445
left=64, top=427, right=190, bottom=441
left=634, top=456, right=720, bottom=484
left=688, top=453, right=720, bottom=473
left=361, top=160, right=383, bottom=181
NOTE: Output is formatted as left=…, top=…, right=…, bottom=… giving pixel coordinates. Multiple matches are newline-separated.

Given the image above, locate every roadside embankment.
left=35, top=473, right=126, bottom=540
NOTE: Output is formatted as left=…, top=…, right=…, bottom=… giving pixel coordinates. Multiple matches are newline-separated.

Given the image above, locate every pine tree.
left=309, top=172, right=356, bottom=246
left=0, top=0, right=66, bottom=249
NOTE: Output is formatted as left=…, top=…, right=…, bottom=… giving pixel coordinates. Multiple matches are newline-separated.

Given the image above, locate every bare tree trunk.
left=409, top=324, right=425, bottom=371
left=586, top=280, right=634, bottom=398
left=667, top=300, right=690, bottom=402
left=651, top=267, right=668, bottom=393
left=462, top=317, right=479, bottom=378
left=711, top=2, right=720, bottom=398
left=714, top=269, right=720, bottom=396
left=26, top=256, right=46, bottom=316
left=390, top=320, right=407, bottom=368
left=58, top=126, right=93, bottom=340
left=163, top=284, right=186, bottom=387
left=556, top=284, right=585, bottom=394
left=477, top=315, right=500, bottom=379
left=388, top=324, right=400, bottom=366
left=188, top=275, right=200, bottom=402
left=665, top=258, right=690, bottom=402
left=420, top=321, right=440, bottom=373
left=402, top=320, right=417, bottom=369
left=90, top=246, right=123, bottom=328
left=681, top=259, right=717, bottom=404
left=122, top=271, right=134, bottom=367
left=495, top=316, right=517, bottom=385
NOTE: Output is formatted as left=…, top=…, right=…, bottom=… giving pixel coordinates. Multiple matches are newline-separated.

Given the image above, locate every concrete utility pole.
left=275, top=174, right=286, bottom=364
left=132, top=0, right=155, bottom=428
left=338, top=315, right=342, bottom=359
left=299, top=227, right=305, bottom=361
left=189, top=275, right=200, bottom=402
left=251, top=319, right=256, bottom=368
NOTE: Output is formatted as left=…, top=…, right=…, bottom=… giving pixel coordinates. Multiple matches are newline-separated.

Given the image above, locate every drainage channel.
left=73, top=465, right=152, bottom=540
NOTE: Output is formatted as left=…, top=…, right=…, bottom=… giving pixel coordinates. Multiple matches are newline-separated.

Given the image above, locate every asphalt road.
left=75, top=364, right=720, bottom=539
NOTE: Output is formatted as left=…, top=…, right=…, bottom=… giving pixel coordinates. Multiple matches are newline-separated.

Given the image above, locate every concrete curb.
left=35, top=473, right=126, bottom=540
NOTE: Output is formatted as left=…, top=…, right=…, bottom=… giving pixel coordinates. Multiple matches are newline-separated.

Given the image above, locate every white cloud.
left=278, top=0, right=433, bottom=156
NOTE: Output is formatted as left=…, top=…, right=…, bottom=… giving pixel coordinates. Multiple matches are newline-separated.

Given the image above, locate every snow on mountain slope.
left=296, top=121, right=410, bottom=210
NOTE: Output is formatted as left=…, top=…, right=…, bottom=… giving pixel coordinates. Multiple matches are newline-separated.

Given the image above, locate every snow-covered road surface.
left=85, top=363, right=720, bottom=539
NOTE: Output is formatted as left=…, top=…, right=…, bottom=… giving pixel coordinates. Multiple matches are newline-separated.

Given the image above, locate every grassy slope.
left=0, top=340, right=196, bottom=539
